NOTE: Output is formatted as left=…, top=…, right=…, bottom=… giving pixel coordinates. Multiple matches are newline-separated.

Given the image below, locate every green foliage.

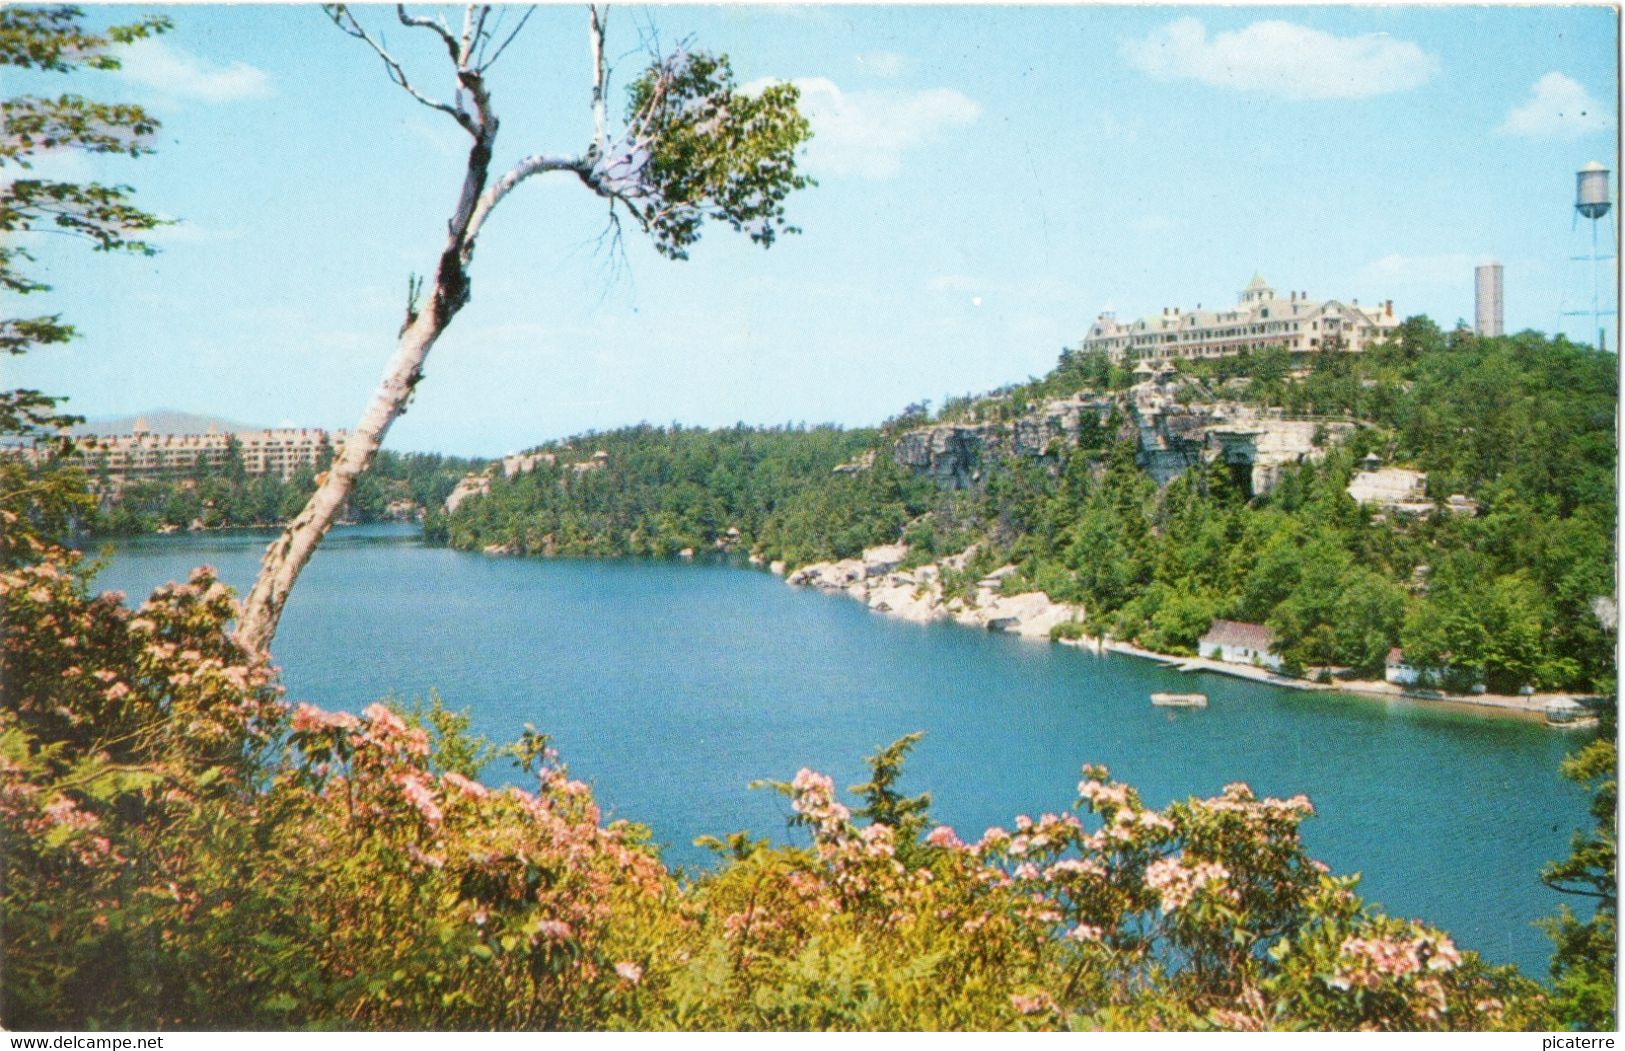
left=395, top=689, right=495, bottom=780
left=625, top=51, right=812, bottom=260
left=2, top=5, right=170, bottom=436
left=1540, top=711, right=1617, bottom=1030
left=847, top=733, right=931, bottom=866
left=1049, top=620, right=1089, bottom=642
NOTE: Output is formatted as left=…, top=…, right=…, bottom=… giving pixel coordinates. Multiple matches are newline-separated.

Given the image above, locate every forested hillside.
left=446, top=320, right=1617, bottom=693
left=435, top=424, right=914, bottom=562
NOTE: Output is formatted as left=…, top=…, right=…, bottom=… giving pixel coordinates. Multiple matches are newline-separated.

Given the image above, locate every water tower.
left=1578, top=161, right=1612, bottom=220
left=1562, top=162, right=1617, bottom=351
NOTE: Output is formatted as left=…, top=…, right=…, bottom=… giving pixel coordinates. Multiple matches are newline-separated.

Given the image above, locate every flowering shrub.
left=649, top=758, right=1546, bottom=1031
left=1, top=546, right=284, bottom=1026
left=0, top=542, right=1559, bottom=1030
left=1, top=544, right=673, bottom=1029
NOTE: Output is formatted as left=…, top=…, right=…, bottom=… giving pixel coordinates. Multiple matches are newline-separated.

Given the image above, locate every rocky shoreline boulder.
left=787, top=544, right=1083, bottom=636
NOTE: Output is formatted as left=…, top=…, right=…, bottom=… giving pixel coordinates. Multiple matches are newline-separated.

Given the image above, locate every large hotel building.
left=22, top=418, right=347, bottom=495
left=1079, top=274, right=1400, bottom=363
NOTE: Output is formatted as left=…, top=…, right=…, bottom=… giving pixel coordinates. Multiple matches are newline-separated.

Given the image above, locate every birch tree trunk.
left=237, top=4, right=510, bottom=654
left=235, top=137, right=490, bottom=653
left=234, top=3, right=809, bottom=653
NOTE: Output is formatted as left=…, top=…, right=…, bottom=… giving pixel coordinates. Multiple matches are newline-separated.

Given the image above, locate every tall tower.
left=1474, top=261, right=1503, bottom=337
left=1562, top=162, right=1617, bottom=351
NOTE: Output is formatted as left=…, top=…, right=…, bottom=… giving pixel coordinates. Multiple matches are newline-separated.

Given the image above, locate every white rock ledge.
left=787, top=544, right=1083, bottom=634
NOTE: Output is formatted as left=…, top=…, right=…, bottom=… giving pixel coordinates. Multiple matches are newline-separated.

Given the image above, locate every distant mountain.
left=71, top=410, right=272, bottom=436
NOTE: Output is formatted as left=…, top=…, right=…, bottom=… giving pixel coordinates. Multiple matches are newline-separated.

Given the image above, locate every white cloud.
left=1498, top=73, right=1611, bottom=140
left=115, top=39, right=272, bottom=103
left=1121, top=18, right=1437, bottom=100
left=856, top=51, right=907, bottom=78
left=750, top=76, right=981, bottom=179
left=1356, top=252, right=1478, bottom=288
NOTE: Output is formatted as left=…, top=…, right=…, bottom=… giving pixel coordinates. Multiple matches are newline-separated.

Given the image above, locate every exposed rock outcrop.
left=788, top=544, right=1084, bottom=635
left=502, top=451, right=556, bottom=477
left=891, top=378, right=1353, bottom=497
left=444, top=473, right=491, bottom=513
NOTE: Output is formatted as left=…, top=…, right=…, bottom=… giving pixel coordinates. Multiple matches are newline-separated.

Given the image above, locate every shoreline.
left=1069, top=638, right=1597, bottom=727
left=776, top=545, right=1605, bottom=729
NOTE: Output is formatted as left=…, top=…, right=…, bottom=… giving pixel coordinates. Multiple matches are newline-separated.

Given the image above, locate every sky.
left=10, top=3, right=1620, bottom=456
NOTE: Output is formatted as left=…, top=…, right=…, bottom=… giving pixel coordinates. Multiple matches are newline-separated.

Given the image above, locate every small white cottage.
left=1199, top=620, right=1282, bottom=672
left=1385, top=648, right=1422, bottom=685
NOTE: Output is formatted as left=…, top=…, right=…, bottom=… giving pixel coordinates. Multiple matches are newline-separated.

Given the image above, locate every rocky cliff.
left=889, top=374, right=1352, bottom=498
left=891, top=395, right=1114, bottom=488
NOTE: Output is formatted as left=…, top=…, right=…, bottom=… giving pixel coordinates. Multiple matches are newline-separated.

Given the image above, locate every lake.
left=87, top=523, right=1590, bottom=977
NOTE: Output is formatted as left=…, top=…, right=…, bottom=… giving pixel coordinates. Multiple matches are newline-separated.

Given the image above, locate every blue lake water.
left=87, top=523, right=1591, bottom=977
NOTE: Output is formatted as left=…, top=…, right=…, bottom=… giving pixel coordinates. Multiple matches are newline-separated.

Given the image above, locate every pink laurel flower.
left=396, top=773, right=443, bottom=826
left=442, top=771, right=489, bottom=799
left=535, top=919, right=573, bottom=941
left=1010, top=992, right=1053, bottom=1016
left=290, top=703, right=360, bottom=733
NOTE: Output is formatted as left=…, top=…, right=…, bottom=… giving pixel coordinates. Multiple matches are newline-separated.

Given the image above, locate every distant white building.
left=1199, top=620, right=1282, bottom=672
left=1080, top=274, right=1400, bottom=364
left=1385, top=648, right=1487, bottom=694
left=1385, top=648, right=1423, bottom=686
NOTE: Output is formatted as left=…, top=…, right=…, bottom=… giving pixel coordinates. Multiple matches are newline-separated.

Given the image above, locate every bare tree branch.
left=463, top=153, right=590, bottom=255
left=327, top=5, right=474, bottom=135
left=457, top=4, right=486, bottom=68
left=589, top=6, right=608, bottom=153
left=481, top=5, right=535, bottom=72
left=396, top=4, right=460, bottom=64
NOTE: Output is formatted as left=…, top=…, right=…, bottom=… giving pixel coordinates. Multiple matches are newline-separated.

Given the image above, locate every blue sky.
left=11, top=4, right=1619, bottom=455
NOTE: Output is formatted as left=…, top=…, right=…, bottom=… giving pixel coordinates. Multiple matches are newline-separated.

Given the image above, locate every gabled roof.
left=1200, top=619, right=1276, bottom=650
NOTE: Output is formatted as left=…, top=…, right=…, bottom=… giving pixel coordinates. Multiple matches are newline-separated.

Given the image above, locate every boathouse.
left=1385, top=648, right=1422, bottom=685
left=1199, top=620, right=1282, bottom=672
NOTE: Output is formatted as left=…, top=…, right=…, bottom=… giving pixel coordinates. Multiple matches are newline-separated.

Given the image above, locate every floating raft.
left=1151, top=692, right=1208, bottom=708
left=1543, top=697, right=1591, bottom=726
